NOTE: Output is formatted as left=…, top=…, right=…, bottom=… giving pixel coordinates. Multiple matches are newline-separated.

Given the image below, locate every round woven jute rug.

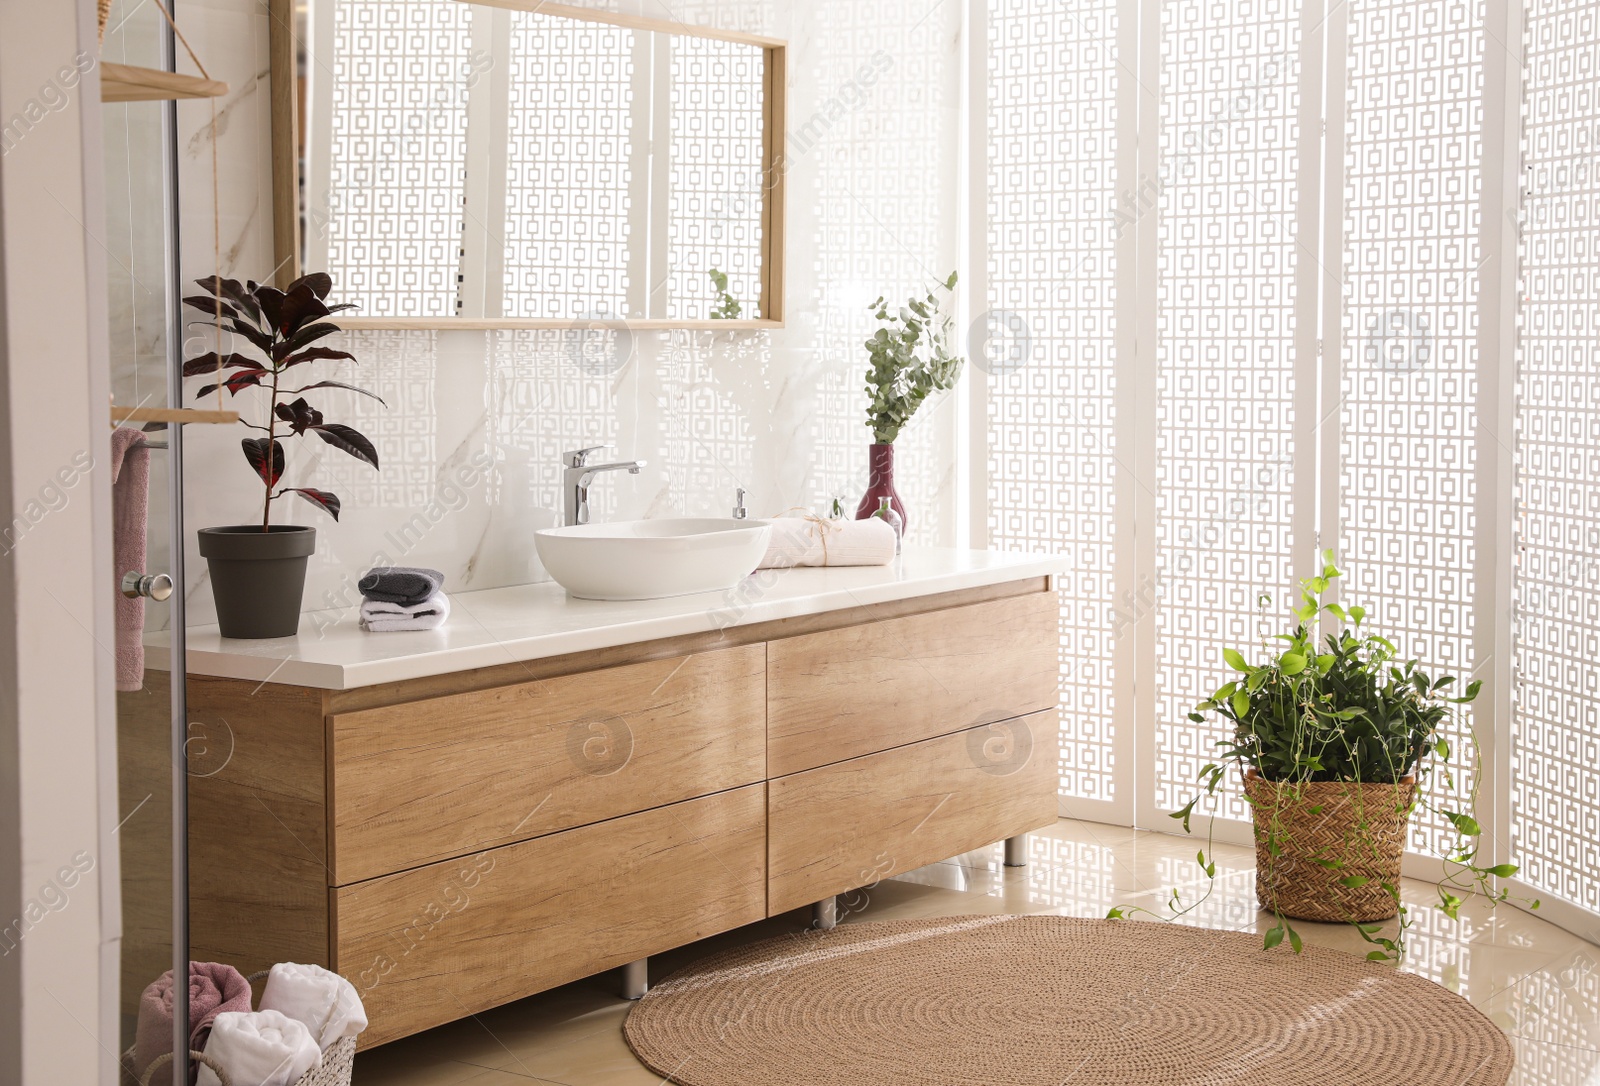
left=623, top=915, right=1513, bottom=1086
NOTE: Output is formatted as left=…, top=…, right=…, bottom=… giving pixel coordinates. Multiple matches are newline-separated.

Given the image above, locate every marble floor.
left=355, top=818, right=1600, bottom=1085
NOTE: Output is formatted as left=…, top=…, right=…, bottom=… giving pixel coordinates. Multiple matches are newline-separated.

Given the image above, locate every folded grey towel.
left=358, top=566, right=445, bottom=605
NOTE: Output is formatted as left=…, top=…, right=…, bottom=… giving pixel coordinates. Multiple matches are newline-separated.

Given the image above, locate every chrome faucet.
left=563, top=445, right=645, bottom=526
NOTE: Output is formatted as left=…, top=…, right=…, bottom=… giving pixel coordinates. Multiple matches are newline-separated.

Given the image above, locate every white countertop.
left=147, top=547, right=1066, bottom=690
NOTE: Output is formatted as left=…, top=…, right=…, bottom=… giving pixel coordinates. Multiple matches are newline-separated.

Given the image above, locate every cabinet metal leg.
left=811, top=896, right=838, bottom=931
left=621, top=957, right=648, bottom=1000
left=1004, top=833, right=1029, bottom=868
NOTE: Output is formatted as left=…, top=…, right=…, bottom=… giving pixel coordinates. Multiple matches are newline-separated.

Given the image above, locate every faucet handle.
left=732, top=487, right=748, bottom=520
left=564, top=444, right=614, bottom=468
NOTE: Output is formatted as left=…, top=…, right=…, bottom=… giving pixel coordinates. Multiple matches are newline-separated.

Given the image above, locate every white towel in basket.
left=260, top=962, right=368, bottom=1049
left=197, top=1009, right=321, bottom=1086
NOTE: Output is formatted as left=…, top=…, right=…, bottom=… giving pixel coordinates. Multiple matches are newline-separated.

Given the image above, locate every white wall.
left=166, top=0, right=965, bottom=627
left=0, top=0, right=118, bottom=1081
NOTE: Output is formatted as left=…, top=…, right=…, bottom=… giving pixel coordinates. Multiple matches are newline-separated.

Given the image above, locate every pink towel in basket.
left=111, top=428, right=151, bottom=692
left=133, top=962, right=253, bottom=1080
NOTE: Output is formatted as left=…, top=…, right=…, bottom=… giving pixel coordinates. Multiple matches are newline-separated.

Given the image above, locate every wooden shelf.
left=100, top=62, right=228, bottom=104
left=111, top=406, right=239, bottom=426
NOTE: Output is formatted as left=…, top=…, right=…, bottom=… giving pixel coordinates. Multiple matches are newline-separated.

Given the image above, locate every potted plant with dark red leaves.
left=184, top=272, right=382, bottom=638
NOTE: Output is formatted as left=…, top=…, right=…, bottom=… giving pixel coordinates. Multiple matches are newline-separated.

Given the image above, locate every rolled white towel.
left=259, top=962, right=368, bottom=1048
left=197, top=1010, right=321, bottom=1086
left=359, top=590, right=451, bottom=633
left=758, top=516, right=896, bottom=569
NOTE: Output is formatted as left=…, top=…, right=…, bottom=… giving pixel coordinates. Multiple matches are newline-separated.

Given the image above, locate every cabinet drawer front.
left=335, top=784, right=767, bottom=1049
left=767, top=710, right=1058, bottom=916
left=767, top=592, right=1058, bottom=776
left=329, top=645, right=764, bottom=884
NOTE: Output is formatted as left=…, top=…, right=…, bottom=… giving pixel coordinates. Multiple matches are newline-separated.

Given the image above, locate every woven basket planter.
left=1243, top=769, right=1416, bottom=923
left=99, top=0, right=112, bottom=40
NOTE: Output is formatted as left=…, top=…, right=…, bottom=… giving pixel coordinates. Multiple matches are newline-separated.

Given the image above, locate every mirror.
left=273, top=0, right=786, bottom=328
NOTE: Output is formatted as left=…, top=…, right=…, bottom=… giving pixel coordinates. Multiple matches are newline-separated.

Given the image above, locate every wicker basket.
left=132, top=1037, right=355, bottom=1086
left=99, top=0, right=112, bottom=41
left=1243, top=769, right=1416, bottom=923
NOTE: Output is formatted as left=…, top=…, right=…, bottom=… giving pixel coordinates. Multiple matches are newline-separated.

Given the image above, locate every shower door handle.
left=121, top=571, right=175, bottom=601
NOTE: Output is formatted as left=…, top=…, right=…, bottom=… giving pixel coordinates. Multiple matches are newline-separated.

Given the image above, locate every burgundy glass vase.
left=854, top=443, right=907, bottom=532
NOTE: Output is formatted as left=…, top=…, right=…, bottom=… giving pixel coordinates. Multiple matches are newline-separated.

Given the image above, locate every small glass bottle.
left=872, top=496, right=904, bottom=554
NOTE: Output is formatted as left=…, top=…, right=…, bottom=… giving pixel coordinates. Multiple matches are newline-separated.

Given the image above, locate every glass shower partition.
left=104, top=2, right=193, bottom=1083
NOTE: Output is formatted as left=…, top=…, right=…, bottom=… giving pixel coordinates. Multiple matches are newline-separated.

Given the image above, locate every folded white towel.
left=758, top=516, right=896, bottom=569
left=359, top=590, right=451, bottom=632
left=258, top=961, right=367, bottom=1049
left=197, top=1010, right=321, bottom=1086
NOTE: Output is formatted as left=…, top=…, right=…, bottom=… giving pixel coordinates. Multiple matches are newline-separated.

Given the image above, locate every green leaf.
left=1288, top=927, right=1303, bottom=954
left=1486, top=863, right=1519, bottom=878
left=1349, top=605, right=1366, bottom=625
left=1105, top=906, right=1127, bottom=920
left=1263, top=924, right=1285, bottom=950
left=1338, top=876, right=1370, bottom=888
left=1280, top=653, right=1308, bottom=676
left=1170, top=798, right=1199, bottom=835
left=1223, top=648, right=1250, bottom=672
left=1445, top=811, right=1483, bottom=837
left=1231, top=692, right=1251, bottom=718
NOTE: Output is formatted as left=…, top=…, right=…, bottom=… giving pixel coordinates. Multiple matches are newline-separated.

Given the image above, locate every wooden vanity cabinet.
left=178, top=577, right=1060, bottom=1048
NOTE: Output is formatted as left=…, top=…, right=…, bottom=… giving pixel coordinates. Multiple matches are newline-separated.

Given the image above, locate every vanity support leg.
left=621, top=958, right=648, bottom=1000
left=1004, top=833, right=1029, bottom=868
left=811, top=896, right=838, bottom=931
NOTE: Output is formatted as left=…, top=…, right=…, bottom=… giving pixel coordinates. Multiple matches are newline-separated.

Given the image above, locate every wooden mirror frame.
left=268, top=0, right=787, bottom=330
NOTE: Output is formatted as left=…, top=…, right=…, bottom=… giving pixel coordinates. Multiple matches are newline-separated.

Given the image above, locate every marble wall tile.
left=149, top=0, right=963, bottom=627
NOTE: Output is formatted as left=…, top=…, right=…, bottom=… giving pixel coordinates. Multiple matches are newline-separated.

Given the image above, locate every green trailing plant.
left=183, top=272, right=383, bottom=530
left=1108, top=551, right=1533, bottom=961
left=863, top=271, right=963, bottom=444
left=708, top=268, right=742, bottom=320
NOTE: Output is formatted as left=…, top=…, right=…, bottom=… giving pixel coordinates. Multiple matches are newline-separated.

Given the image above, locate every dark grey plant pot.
left=197, top=525, right=316, bottom=639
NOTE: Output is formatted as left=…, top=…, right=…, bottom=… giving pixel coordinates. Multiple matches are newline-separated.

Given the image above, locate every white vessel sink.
left=534, top=518, right=774, bottom=601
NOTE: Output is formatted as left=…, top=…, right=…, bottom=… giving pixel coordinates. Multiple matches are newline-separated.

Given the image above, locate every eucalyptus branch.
left=863, top=271, right=963, bottom=444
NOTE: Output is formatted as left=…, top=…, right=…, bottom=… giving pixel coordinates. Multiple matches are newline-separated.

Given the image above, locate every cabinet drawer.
left=766, top=592, right=1058, bottom=776
left=328, top=645, right=765, bottom=884
left=334, top=784, right=767, bottom=1049
left=767, top=710, right=1058, bottom=916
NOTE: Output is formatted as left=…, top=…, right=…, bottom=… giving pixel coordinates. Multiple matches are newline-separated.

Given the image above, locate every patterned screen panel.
left=502, top=12, right=635, bottom=320
left=667, top=36, right=766, bottom=321
left=326, top=0, right=470, bottom=317
left=984, top=0, right=1120, bottom=804
left=1513, top=0, right=1600, bottom=913
left=1338, top=0, right=1483, bottom=856
left=1153, top=0, right=1302, bottom=819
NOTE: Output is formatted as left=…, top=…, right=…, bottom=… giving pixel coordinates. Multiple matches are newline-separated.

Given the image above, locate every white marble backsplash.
left=142, top=0, right=962, bottom=628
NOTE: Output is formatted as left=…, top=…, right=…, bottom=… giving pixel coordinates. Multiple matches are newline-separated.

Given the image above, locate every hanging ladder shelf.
left=100, top=62, right=228, bottom=104
left=111, top=406, right=240, bottom=426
